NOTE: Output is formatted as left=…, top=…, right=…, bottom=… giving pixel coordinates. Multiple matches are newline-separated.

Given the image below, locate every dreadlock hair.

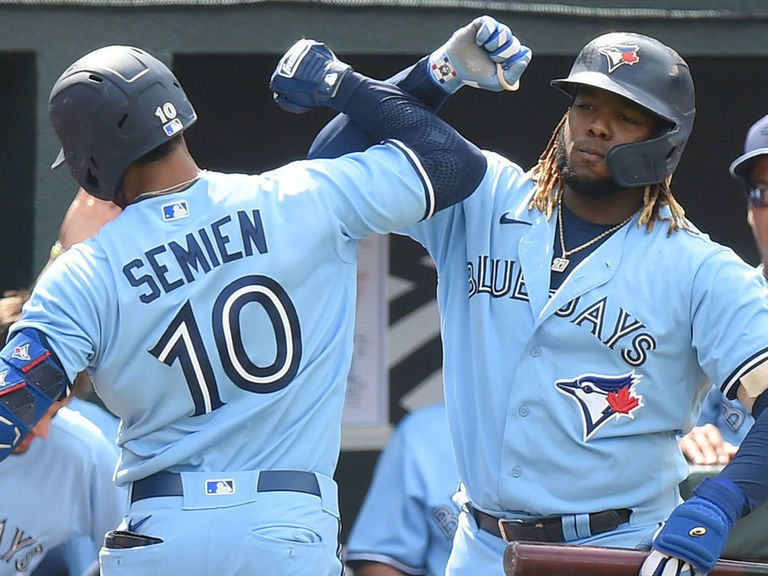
left=528, top=112, right=691, bottom=235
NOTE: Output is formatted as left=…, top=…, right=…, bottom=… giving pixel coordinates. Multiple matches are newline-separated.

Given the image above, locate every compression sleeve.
left=313, top=63, right=483, bottom=211
left=717, top=392, right=768, bottom=513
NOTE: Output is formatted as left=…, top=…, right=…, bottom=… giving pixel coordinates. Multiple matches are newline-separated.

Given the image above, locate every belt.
left=470, top=505, right=631, bottom=543
left=130, top=470, right=321, bottom=504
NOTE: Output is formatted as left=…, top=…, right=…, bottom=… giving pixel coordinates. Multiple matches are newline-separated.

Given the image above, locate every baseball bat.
left=504, top=541, right=768, bottom=576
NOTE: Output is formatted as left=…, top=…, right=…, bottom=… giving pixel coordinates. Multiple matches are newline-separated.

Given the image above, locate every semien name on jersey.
left=122, top=209, right=267, bottom=304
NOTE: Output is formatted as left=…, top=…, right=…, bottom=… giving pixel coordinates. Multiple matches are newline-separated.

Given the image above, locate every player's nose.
left=587, top=112, right=612, bottom=139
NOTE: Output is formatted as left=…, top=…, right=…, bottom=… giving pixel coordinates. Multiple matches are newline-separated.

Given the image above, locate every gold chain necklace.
left=551, top=194, right=635, bottom=273
left=133, top=171, right=204, bottom=202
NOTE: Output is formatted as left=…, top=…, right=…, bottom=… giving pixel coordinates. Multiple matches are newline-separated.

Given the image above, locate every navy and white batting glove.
left=639, top=478, right=747, bottom=576
left=428, top=15, right=531, bottom=94
left=270, top=39, right=354, bottom=113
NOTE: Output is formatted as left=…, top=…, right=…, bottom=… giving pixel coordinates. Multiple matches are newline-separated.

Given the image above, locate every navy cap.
left=730, top=114, right=768, bottom=181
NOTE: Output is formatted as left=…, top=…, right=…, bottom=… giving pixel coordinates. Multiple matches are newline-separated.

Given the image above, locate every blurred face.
left=557, top=85, right=662, bottom=197
left=747, top=156, right=768, bottom=265
left=11, top=397, right=70, bottom=455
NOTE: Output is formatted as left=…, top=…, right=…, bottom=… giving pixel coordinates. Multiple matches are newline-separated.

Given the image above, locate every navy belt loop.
left=130, top=472, right=183, bottom=503
left=130, top=470, right=321, bottom=504
left=257, top=470, right=321, bottom=497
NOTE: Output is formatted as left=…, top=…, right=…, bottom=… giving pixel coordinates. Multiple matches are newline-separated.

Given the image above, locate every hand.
left=639, top=478, right=746, bottom=576
left=428, top=15, right=532, bottom=94
left=679, top=424, right=738, bottom=466
left=270, top=39, right=353, bottom=113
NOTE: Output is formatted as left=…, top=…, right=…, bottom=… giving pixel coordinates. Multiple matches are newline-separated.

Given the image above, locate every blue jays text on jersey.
left=468, top=259, right=655, bottom=366
left=400, top=150, right=768, bottom=531
left=122, top=208, right=267, bottom=304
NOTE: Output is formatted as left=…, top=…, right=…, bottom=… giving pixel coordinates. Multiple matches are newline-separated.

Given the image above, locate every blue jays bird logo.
left=598, top=44, right=640, bottom=73
left=556, top=371, right=643, bottom=441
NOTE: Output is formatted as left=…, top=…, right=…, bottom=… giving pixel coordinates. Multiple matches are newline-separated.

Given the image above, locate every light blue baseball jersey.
left=346, top=404, right=459, bottom=576
left=400, top=151, right=768, bottom=529
left=0, top=408, right=125, bottom=576
left=14, top=145, right=434, bottom=487
left=69, top=396, right=121, bottom=449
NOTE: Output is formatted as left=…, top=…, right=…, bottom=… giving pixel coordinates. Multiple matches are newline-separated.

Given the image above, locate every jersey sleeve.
left=13, top=244, right=114, bottom=381
left=263, top=144, right=437, bottom=251
left=346, top=416, right=431, bottom=574
left=691, top=248, right=768, bottom=401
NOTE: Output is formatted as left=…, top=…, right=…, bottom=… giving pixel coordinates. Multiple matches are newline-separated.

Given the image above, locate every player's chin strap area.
left=0, top=328, right=70, bottom=461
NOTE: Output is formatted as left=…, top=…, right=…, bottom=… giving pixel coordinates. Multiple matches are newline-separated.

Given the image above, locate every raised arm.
left=307, top=15, right=531, bottom=160
left=271, top=38, right=489, bottom=212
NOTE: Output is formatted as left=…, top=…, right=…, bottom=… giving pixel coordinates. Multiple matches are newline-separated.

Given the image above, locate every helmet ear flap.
left=606, top=134, right=674, bottom=188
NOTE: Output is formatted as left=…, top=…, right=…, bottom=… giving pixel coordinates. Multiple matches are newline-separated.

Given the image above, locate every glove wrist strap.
left=427, top=49, right=463, bottom=94
left=693, top=477, right=748, bottom=522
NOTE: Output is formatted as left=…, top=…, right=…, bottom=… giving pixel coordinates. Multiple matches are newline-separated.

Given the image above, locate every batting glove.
left=639, top=478, right=747, bottom=576
left=428, top=15, right=532, bottom=94
left=270, top=39, right=354, bottom=113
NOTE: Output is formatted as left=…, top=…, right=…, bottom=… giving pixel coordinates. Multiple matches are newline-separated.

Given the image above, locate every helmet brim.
left=729, top=148, right=768, bottom=181
left=551, top=72, right=674, bottom=126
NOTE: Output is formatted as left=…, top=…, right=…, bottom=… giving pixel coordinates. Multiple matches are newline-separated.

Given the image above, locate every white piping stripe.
left=722, top=349, right=768, bottom=397
left=387, top=138, right=436, bottom=219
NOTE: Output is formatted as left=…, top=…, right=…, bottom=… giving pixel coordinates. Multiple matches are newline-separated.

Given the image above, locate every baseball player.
left=675, top=121, right=768, bottom=469
left=310, top=16, right=768, bottom=576
left=730, top=114, right=768, bottom=281
left=681, top=388, right=751, bottom=466
left=0, top=38, right=488, bottom=576
left=0, top=291, right=125, bottom=576
left=345, top=403, right=459, bottom=576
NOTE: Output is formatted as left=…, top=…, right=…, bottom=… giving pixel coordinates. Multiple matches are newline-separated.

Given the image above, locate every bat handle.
left=504, top=541, right=768, bottom=576
left=496, top=63, right=519, bottom=91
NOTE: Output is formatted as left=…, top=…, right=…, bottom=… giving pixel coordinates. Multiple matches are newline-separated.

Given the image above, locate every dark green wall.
left=3, top=0, right=768, bottom=543
left=0, top=52, right=35, bottom=291
left=1, top=2, right=768, bottom=276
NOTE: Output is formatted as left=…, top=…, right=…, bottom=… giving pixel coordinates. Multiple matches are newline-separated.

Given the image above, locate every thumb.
left=499, top=47, right=532, bottom=91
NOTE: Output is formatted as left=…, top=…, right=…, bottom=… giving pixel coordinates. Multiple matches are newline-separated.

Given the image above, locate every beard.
left=554, top=130, right=625, bottom=199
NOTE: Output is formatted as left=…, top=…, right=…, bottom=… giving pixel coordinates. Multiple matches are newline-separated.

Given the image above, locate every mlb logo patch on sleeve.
left=162, top=200, right=189, bottom=221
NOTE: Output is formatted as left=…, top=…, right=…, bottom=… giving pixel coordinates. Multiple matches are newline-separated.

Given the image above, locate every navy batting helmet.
left=551, top=32, right=695, bottom=188
left=49, top=45, right=197, bottom=201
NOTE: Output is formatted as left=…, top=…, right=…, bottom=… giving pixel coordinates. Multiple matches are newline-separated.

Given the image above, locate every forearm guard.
left=0, top=328, right=69, bottom=461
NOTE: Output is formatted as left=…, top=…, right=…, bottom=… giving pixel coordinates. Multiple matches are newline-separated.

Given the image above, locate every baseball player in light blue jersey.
left=310, top=16, right=768, bottom=576
left=69, top=394, right=120, bottom=449
left=0, top=400, right=125, bottom=576
left=0, top=39, right=486, bottom=576
left=681, top=388, right=752, bottom=465
left=346, top=404, right=459, bottom=576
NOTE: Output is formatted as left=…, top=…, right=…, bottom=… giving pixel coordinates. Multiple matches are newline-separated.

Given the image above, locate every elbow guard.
left=343, top=79, right=486, bottom=212
left=0, top=329, right=70, bottom=461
